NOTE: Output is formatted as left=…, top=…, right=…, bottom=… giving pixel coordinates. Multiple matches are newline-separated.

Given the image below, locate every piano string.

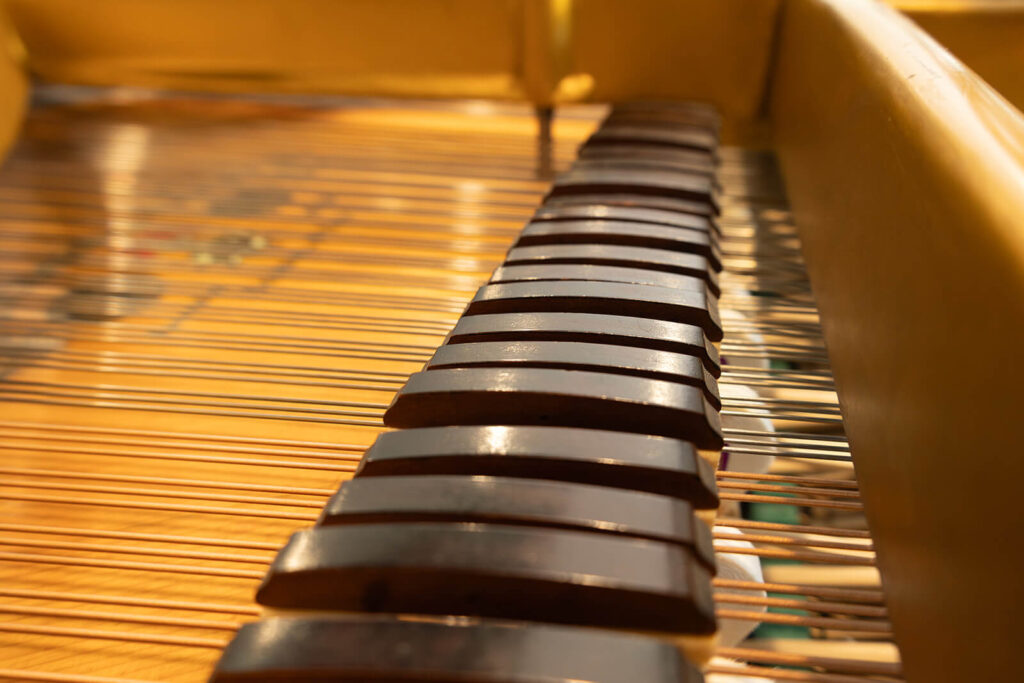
left=0, top=89, right=897, bottom=682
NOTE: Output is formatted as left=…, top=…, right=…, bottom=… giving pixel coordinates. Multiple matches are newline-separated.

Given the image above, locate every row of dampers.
left=211, top=102, right=726, bottom=683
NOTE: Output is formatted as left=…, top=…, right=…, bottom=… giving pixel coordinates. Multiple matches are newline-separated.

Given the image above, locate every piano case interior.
left=0, top=1, right=1020, bottom=682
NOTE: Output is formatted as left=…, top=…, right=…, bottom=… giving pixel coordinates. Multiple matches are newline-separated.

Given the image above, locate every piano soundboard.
left=0, top=87, right=898, bottom=682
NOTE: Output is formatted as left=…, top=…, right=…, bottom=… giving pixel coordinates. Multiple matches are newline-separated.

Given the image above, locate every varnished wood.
left=318, top=474, right=716, bottom=567
left=256, top=523, right=718, bottom=634
left=212, top=616, right=703, bottom=683
left=353, top=425, right=720, bottom=508
left=773, top=2, right=1024, bottom=680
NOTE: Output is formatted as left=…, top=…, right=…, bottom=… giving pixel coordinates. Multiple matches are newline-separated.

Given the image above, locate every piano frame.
left=0, top=1, right=1020, bottom=681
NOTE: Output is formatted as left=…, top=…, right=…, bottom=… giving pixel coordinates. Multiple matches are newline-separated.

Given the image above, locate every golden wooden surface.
left=892, top=1, right=1024, bottom=111
left=771, top=1, right=1024, bottom=681
left=569, top=0, right=780, bottom=140
left=0, top=0, right=782, bottom=141
left=1, top=0, right=544, bottom=102
left=0, top=6, right=26, bottom=161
